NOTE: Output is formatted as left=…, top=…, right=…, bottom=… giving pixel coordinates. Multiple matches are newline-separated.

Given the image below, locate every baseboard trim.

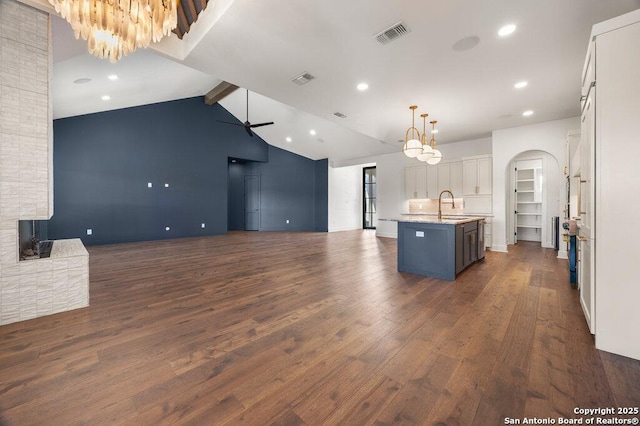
left=491, top=244, right=508, bottom=253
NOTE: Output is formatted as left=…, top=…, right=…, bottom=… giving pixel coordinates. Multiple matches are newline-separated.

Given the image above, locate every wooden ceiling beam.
left=174, top=5, right=189, bottom=39
left=204, top=81, right=239, bottom=105
left=185, top=0, right=198, bottom=24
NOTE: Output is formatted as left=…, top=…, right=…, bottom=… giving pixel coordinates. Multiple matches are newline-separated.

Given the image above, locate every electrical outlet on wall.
left=201, top=223, right=205, bottom=228
left=286, top=219, right=290, bottom=224
left=86, top=229, right=92, bottom=235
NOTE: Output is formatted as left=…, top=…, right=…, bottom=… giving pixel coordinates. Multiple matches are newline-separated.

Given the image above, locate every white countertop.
left=393, top=215, right=486, bottom=225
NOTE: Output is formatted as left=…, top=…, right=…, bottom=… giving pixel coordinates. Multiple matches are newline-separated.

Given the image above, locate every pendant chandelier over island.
left=402, top=105, right=443, bottom=164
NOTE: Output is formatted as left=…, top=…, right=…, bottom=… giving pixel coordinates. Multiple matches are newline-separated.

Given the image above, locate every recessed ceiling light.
left=108, top=74, right=118, bottom=81
left=309, top=129, right=316, bottom=136
left=286, top=137, right=292, bottom=143
left=73, top=78, right=91, bottom=84
left=514, top=81, right=528, bottom=89
left=101, top=95, right=111, bottom=101
left=357, top=82, right=369, bottom=91
left=498, top=24, right=517, bottom=37
left=522, top=110, right=534, bottom=117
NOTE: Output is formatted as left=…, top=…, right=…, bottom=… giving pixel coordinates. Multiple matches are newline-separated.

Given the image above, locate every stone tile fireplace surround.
left=0, top=0, right=89, bottom=326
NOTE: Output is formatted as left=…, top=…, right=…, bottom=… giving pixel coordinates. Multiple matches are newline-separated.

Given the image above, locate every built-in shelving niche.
left=515, top=159, right=543, bottom=242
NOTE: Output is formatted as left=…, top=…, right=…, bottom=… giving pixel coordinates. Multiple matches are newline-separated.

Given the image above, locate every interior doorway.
left=506, top=150, right=561, bottom=248
left=244, top=175, right=260, bottom=231
left=363, top=166, right=377, bottom=229
left=513, top=159, right=543, bottom=243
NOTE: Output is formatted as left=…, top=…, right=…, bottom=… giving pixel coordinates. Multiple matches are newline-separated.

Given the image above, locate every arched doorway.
left=505, top=150, right=562, bottom=251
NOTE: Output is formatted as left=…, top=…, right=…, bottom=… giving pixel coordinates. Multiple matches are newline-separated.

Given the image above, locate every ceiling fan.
left=217, top=89, right=274, bottom=137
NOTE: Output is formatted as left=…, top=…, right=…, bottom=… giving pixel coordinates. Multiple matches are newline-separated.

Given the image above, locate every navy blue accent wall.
left=314, top=159, right=328, bottom=232
left=48, top=97, right=328, bottom=245
left=226, top=150, right=328, bottom=232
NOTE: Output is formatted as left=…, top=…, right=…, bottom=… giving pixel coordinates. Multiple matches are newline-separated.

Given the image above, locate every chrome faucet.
left=438, top=190, right=456, bottom=221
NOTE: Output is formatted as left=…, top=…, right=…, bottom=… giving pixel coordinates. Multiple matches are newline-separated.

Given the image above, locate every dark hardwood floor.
left=1, top=231, right=639, bottom=425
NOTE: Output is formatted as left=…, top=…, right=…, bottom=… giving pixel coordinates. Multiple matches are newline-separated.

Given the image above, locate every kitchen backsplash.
left=408, top=198, right=465, bottom=215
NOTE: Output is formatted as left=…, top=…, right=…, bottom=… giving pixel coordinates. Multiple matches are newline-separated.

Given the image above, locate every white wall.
left=328, top=164, right=366, bottom=232
left=330, top=137, right=492, bottom=238
left=492, top=117, right=580, bottom=252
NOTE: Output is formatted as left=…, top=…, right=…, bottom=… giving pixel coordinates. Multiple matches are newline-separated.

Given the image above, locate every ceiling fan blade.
left=216, top=120, right=244, bottom=127
left=248, top=122, right=274, bottom=128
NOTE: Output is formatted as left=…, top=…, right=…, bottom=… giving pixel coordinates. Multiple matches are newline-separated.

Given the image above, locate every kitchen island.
left=397, top=215, right=485, bottom=280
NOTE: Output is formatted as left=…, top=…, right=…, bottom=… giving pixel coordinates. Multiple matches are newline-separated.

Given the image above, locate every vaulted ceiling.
left=44, top=0, right=640, bottom=162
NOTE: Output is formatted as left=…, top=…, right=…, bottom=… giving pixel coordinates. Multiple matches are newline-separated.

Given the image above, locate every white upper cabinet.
left=405, top=165, right=428, bottom=199
left=437, top=163, right=450, bottom=194
left=436, top=161, right=463, bottom=196
left=463, top=156, right=492, bottom=196
left=426, top=166, right=438, bottom=199
left=406, top=157, right=489, bottom=202
left=450, top=162, right=463, bottom=196
left=405, top=162, right=460, bottom=199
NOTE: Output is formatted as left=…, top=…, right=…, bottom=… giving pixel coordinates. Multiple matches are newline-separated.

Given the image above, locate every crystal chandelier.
left=49, top=0, right=178, bottom=63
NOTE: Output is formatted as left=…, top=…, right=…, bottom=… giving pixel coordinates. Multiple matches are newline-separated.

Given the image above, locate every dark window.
left=363, top=167, right=377, bottom=229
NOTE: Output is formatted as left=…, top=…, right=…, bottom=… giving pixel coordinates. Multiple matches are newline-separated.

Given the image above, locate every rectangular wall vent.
left=291, top=72, right=316, bottom=85
left=374, top=21, right=410, bottom=45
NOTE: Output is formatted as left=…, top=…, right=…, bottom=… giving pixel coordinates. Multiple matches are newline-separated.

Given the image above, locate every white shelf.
left=516, top=201, right=541, bottom=204
left=517, top=225, right=542, bottom=229
left=517, top=213, right=541, bottom=216
left=517, top=179, right=535, bottom=182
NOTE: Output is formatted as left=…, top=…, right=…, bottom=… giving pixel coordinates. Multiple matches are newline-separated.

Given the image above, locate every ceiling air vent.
left=291, top=72, right=316, bottom=85
left=374, top=21, right=410, bottom=45
left=333, top=112, right=347, bottom=118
